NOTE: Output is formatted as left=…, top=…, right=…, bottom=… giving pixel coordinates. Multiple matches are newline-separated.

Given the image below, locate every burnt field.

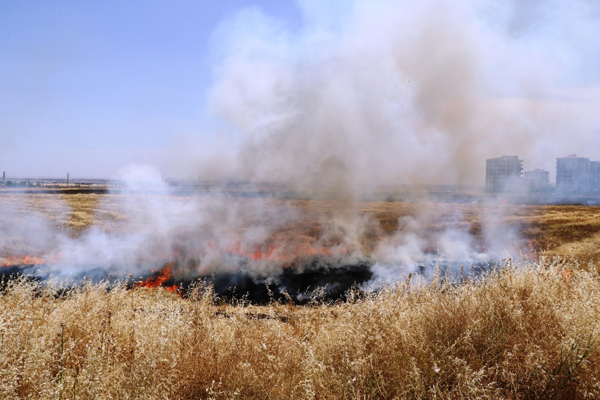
left=1, top=191, right=600, bottom=399
left=0, top=259, right=375, bottom=304
left=1, top=190, right=600, bottom=303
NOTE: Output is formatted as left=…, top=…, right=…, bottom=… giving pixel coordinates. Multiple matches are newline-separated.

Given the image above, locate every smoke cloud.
left=0, top=167, right=530, bottom=297
left=207, top=0, right=600, bottom=187
left=3, top=0, right=598, bottom=293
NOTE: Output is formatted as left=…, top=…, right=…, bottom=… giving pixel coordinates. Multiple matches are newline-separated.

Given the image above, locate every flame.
left=137, top=263, right=174, bottom=288
left=1, top=255, right=47, bottom=267
left=135, top=263, right=183, bottom=296
left=166, top=284, right=180, bottom=293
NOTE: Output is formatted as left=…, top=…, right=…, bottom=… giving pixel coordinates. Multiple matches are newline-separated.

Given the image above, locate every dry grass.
left=3, top=193, right=600, bottom=398
left=282, top=200, right=600, bottom=266
left=0, top=192, right=133, bottom=231
left=522, top=206, right=600, bottom=265
left=3, top=192, right=600, bottom=263
left=1, top=261, right=599, bottom=399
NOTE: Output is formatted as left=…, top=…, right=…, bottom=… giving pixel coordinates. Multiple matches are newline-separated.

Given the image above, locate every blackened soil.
left=2, top=260, right=374, bottom=305
left=148, top=260, right=373, bottom=305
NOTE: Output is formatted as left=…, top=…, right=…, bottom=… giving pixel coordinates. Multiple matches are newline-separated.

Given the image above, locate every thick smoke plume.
left=208, top=0, right=600, bottom=188
left=1, top=167, right=527, bottom=291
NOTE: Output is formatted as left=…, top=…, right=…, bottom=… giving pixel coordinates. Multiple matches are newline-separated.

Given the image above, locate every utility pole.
left=66, top=173, right=69, bottom=188
left=2, top=171, right=4, bottom=187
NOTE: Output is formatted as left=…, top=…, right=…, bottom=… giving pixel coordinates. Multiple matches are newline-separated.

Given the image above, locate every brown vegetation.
left=3, top=192, right=600, bottom=264
left=1, top=261, right=599, bottom=399
left=3, top=193, right=600, bottom=398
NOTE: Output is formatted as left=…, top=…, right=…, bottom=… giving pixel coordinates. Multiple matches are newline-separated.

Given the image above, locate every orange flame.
left=1, top=255, right=47, bottom=267
left=135, top=263, right=183, bottom=297
left=137, top=263, right=173, bottom=288
left=166, top=284, right=180, bottom=293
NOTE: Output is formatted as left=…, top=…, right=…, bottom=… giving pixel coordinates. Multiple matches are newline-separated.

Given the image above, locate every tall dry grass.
left=1, top=259, right=599, bottom=399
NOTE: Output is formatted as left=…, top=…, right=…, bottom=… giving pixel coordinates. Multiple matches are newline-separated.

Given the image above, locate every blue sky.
left=2, top=0, right=600, bottom=184
left=0, top=1, right=301, bottom=178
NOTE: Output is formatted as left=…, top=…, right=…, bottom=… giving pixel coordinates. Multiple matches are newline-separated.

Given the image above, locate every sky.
left=2, top=0, right=600, bottom=185
left=0, top=0, right=301, bottom=179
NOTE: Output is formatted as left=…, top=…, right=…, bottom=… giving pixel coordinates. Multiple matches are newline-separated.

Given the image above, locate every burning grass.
left=3, top=192, right=600, bottom=397
left=3, top=192, right=600, bottom=266
left=1, top=260, right=599, bottom=399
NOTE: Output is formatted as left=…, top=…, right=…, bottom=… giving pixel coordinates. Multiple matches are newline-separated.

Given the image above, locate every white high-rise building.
left=523, top=169, right=550, bottom=192
left=556, top=155, right=593, bottom=195
left=485, top=156, right=523, bottom=192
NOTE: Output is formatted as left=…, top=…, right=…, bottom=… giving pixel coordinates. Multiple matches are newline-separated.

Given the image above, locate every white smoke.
left=368, top=205, right=525, bottom=285
left=0, top=167, right=529, bottom=291
left=40, top=165, right=302, bottom=279
left=6, top=0, right=597, bottom=289
left=207, top=0, right=600, bottom=187
left=0, top=192, right=64, bottom=260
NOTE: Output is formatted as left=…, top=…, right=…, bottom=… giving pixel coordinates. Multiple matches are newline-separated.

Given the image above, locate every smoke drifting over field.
left=206, top=0, right=600, bottom=188
left=3, top=0, right=599, bottom=297
left=1, top=166, right=527, bottom=298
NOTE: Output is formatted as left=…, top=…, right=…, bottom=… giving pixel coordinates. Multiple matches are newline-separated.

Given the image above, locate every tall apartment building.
left=556, top=155, right=600, bottom=195
left=523, top=169, right=550, bottom=191
left=486, top=156, right=523, bottom=192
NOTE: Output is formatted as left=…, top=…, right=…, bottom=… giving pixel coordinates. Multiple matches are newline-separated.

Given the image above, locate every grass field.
left=1, top=261, right=599, bottom=399
left=3, top=192, right=600, bottom=266
left=1, top=192, right=600, bottom=399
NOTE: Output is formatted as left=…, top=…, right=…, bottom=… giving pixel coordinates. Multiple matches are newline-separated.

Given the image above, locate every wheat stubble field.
left=1, top=191, right=600, bottom=399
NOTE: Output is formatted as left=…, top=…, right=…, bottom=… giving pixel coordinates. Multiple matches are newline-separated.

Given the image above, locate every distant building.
left=486, top=156, right=523, bottom=192
left=556, top=155, right=598, bottom=195
left=523, top=169, right=550, bottom=192
left=485, top=156, right=523, bottom=192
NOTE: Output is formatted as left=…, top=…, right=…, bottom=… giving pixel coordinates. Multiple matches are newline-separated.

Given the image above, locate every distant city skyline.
left=484, top=153, right=600, bottom=195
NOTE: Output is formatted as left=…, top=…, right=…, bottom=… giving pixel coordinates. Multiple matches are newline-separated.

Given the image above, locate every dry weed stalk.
left=1, top=261, right=599, bottom=399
